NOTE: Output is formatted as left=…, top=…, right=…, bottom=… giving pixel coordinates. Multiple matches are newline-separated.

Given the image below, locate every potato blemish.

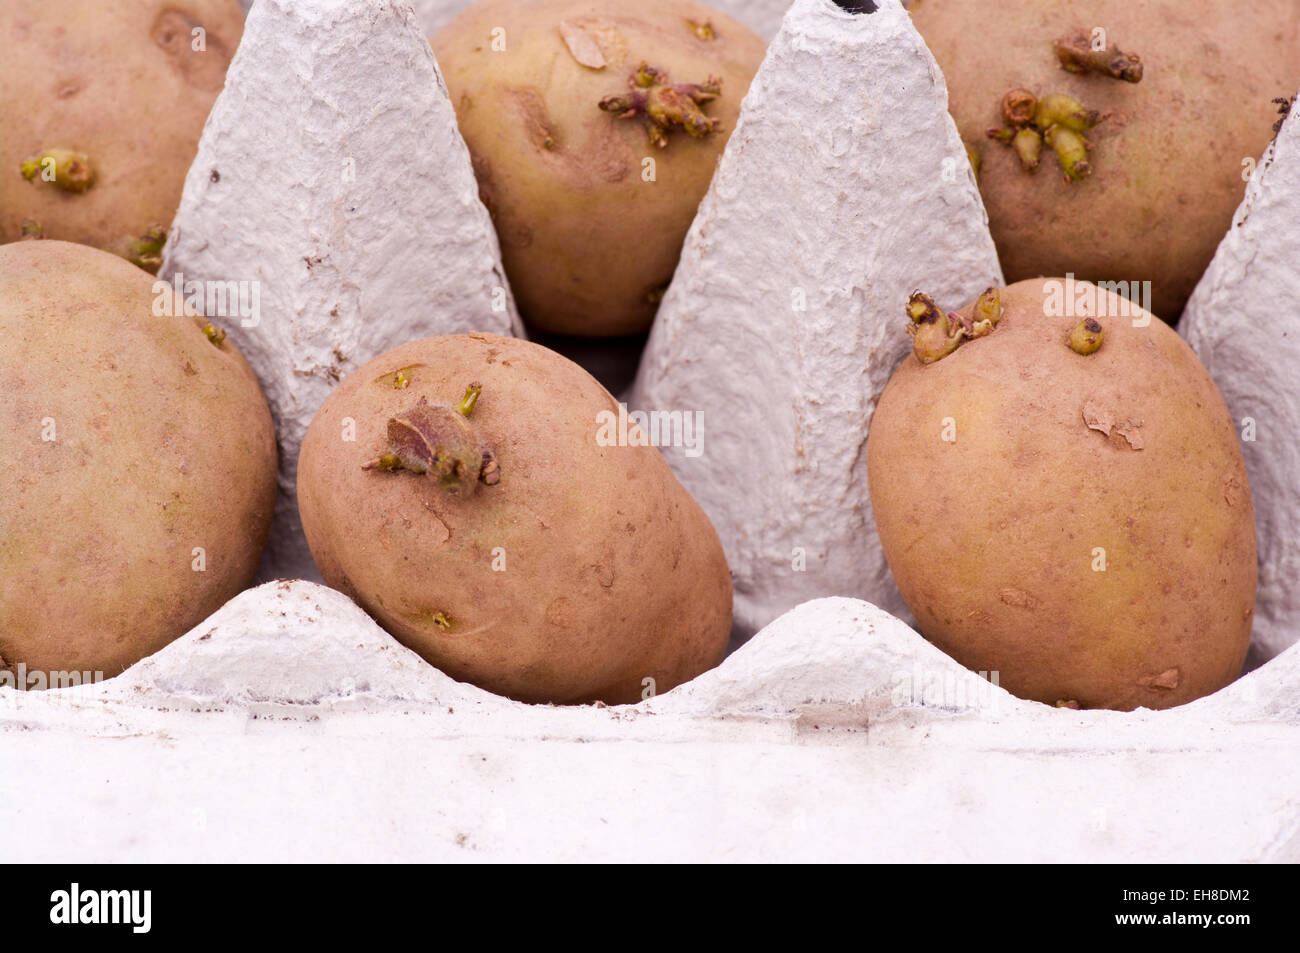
left=1138, top=667, right=1181, bottom=691
left=151, top=8, right=231, bottom=91
left=1082, top=399, right=1143, bottom=450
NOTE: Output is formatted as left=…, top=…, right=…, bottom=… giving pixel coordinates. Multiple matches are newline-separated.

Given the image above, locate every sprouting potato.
left=867, top=278, right=1256, bottom=711
left=0, top=0, right=244, bottom=272
left=432, top=0, right=766, bottom=337
left=297, top=333, right=733, bottom=705
left=0, top=241, right=277, bottom=682
left=910, top=0, right=1300, bottom=321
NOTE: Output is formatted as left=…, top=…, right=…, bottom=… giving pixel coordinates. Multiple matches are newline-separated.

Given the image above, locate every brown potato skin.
left=0, top=0, right=244, bottom=263
left=297, top=333, right=733, bottom=705
left=909, top=0, right=1300, bottom=321
left=432, top=0, right=766, bottom=337
left=0, top=241, right=277, bottom=680
left=867, top=279, right=1256, bottom=711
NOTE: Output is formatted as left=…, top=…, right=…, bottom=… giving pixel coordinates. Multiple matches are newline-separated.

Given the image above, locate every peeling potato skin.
left=909, top=0, right=1300, bottom=322
left=866, top=278, right=1256, bottom=711
left=297, top=333, right=733, bottom=705
left=432, top=0, right=766, bottom=337
left=0, top=1, right=244, bottom=265
left=0, top=242, right=277, bottom=680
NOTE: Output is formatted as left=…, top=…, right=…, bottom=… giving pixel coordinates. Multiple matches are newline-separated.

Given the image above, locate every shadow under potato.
left=526, top=329, right=649, bottom=401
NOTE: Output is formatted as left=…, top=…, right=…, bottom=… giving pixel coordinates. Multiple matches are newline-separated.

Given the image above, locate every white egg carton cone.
left=1181, top=97, right=1300, bottom=669
left=161, top=0, right=522, bottom=583
left=629, top=0, right=1001, bottom=639
left=3, top=0, right=1298, bottom=862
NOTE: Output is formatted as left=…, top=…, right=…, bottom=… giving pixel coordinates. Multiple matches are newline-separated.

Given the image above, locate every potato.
left=0, top=0, right=244, bottom=270
left=297, top=333, right=732, bottom=704
left=909, top=0, right=1300, bottom=321
left=432, top=0, right=766, bottom=337
left=0, top=241, right=277, bottom=683
left=867, top=278, right=1256, bottom=711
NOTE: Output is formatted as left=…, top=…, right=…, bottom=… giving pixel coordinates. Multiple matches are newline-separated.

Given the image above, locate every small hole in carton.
left=833, top=0, right=880, bottom=13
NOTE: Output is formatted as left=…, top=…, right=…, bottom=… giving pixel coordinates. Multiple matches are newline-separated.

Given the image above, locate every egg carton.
left=3, top=0, right=1298, bottom=862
